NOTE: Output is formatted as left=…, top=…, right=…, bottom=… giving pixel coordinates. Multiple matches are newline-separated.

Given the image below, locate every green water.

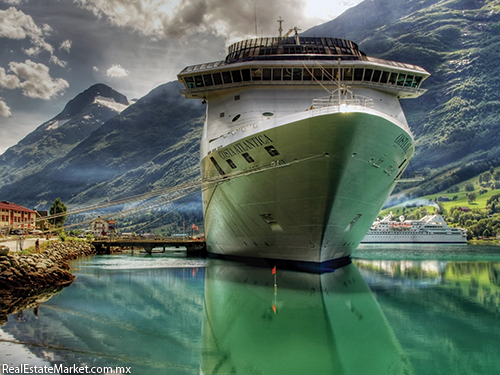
left=1, top=245, right=499, bottom=374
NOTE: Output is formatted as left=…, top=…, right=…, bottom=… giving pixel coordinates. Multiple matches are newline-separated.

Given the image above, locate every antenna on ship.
left=338, top=59, right=343, bottom=105
left=277, top=17, right=284, bottom=37
left=254, top=2, right=258, bottom=37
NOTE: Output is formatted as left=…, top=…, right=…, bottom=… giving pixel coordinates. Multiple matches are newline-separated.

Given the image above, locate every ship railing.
left=312, top=95, right=374, bottom=109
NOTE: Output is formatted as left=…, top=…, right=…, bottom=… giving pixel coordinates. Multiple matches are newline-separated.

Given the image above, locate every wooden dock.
left=92, top=239, right=207, bottom=257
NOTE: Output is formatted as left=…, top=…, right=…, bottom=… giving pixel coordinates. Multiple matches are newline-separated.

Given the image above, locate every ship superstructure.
left=178, top=27, right=430, bottom=272
left=362, top=214, right=467, bottom=243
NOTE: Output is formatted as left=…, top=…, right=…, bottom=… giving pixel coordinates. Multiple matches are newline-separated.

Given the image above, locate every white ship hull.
left=362, top=230, right=467, bottom=244
left=361, top=213, right=467, bottom=244
left=201, top=106, right=414, bottom=271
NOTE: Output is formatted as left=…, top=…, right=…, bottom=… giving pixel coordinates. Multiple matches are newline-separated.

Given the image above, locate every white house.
left=89, top=217, right=116, bottom=237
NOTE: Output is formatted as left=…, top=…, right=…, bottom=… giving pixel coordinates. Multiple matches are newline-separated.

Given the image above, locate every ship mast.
left=277, top=17, right=284, bottom=38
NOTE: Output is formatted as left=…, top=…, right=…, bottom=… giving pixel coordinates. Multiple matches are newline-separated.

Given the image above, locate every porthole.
left=242, top=153, right=255, bottom=163
left=232, top=114, right=241, bottom=122
left=265, top=145, right=280, bottom=157
left=262, top=112, right=274, bottom=117
left=210, top=157, right=225, bottom=176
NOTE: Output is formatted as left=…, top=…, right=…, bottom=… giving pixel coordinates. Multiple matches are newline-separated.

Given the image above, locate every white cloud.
left=0, top=98, right=12, bottom=117
left=0, top=7, right=66, bottom=66
left=42, top=23, right=53, bottom=35
left=93, top=66, right=99, bottom=72
left=72, top=0, right=366, bottom=41
left=49, top=54, right=68, bottom=67
left=0, top=6, right=41, bottom=39
left=5, top=60, right=69, bottom=100
left=74, top=0, right=321, bottom=40
left=59, top=39, right=72, bottom=53
left=0, top=66, right=21, bottom=89
left=74, top=0, right=170, bottom=37
left=106, top=64, right=129, bottom=78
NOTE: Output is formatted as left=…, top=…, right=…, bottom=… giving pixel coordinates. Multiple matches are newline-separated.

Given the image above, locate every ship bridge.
left=225, top=36, right=364, bottom=63
left=178, top=36, right=430, bottom=100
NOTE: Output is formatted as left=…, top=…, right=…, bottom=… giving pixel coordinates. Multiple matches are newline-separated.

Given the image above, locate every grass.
left=19, top=240, right=53, bottom=256
left=382, top=179, right=500, bottom=218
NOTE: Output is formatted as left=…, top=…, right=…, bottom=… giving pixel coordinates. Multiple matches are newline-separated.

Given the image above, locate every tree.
left=49, top=198, right=67, bottom=228
left=436, top=202, right=446, bottom=215
left=482, top=172, right=492, bottom=184
left=486, top=194, right=500, bottom=214
left=465, top=183, right=475, bottom=191
left=467, top=192, right=477, bottom=204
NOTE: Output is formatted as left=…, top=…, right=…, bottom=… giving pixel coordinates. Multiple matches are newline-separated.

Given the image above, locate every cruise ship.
left=361, top=213, right=467, bottom=243
left=177, top=26, right=430, bottom=272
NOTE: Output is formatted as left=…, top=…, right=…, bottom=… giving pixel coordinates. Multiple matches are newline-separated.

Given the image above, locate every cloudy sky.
left=0, top=0, right=363, bottom=154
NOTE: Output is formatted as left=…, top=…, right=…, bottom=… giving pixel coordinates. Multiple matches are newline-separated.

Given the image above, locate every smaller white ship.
left=361, top=213, right=467, bottom=244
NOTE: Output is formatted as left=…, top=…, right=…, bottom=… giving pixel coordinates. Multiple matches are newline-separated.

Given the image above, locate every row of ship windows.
left=183, top=67, right=423, bottom=89
left=226, top=45, right=357, bottom=61
left=210, top=145, right=280, bottom=175
left=369, top=232, right=443, bottom=235
left=370, top=232, right=443, bottom=237
left=228, top=37, right=357, bottom=55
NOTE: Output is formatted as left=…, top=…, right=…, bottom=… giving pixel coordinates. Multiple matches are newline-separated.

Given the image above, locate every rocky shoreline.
left=0, top=241, right=96, bottom=325
left=0, top=241, right=95, bottom=291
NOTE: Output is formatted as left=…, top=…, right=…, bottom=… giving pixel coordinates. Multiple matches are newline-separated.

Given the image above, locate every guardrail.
left=312, top=95, right=374, bottom=109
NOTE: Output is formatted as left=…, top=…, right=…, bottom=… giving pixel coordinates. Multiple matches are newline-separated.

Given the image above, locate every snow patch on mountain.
left=45, top=119, right=70, bottom=130
left=94, top=96, right=129, bottom=113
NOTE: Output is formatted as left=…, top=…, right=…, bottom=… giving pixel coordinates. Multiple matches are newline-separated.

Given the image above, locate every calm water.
left=1, top=245, right=500, bottom=375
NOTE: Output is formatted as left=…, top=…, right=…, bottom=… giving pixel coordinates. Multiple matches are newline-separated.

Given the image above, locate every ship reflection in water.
left=202, top=260, right=412, bottom=375
left=0, top=255, right=412, bottom=375
left=3, top=250, right=500, bottom=374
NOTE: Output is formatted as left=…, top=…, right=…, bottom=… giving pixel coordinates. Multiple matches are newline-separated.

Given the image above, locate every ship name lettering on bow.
left=218, top=134, right=273, bottom=159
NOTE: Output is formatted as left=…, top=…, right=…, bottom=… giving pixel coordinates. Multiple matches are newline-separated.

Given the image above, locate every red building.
left=0, top=201, right=36, bottom=234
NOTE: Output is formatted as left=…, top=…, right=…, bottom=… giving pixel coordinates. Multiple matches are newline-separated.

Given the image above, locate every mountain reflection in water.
left=353, top=246, right=500, bottom=375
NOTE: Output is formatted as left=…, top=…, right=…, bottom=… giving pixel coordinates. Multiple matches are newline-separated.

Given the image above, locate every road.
left=0, top=237, right=52, bottom=252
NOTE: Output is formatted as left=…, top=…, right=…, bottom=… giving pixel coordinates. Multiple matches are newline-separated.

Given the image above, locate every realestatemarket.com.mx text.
left=2, top=364, right=132, bottom=374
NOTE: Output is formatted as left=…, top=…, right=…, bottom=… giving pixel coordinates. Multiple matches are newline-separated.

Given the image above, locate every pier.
left=92, top=238, right=207, bottom=257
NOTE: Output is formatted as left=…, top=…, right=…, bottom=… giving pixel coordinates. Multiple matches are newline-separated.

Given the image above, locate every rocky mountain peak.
left=59, top=83, right=129, bottom=119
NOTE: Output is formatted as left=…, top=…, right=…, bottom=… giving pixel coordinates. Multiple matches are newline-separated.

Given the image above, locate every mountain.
left=0, top=81, right=205, bottom=209
left=0, top=83, right=129, bottom=190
